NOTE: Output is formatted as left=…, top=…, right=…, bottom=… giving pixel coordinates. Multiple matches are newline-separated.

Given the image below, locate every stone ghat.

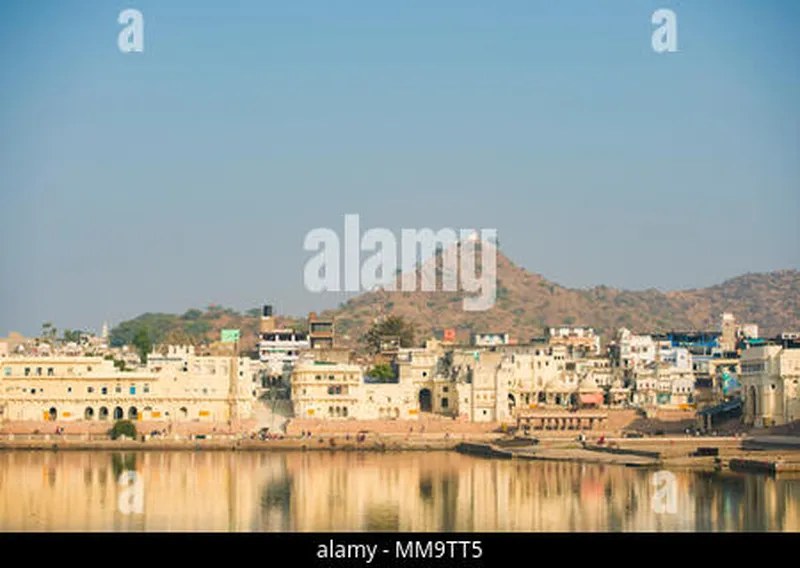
left=0, top=420, right=259, bottom=436
left=284, top=417, right=503, bottom=435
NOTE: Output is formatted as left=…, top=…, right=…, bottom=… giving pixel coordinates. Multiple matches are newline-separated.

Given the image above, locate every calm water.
left=0, top=450, right=798, bottom=532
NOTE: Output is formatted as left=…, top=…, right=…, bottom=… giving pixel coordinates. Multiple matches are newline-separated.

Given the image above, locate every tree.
left=366, top=363, right=396, bottom=382
left=110, top=420, right=137, bottom=440
left=288, top=317, right=308, bottom=334
left=361, top=315, right=416, bottom=354
left=132, top=328, right=152, bottom=364
left=182, top=309, right=203, bottom=320
left=63, top=329, right=82, bottom=343
left=41, top=322, right=57, bottom=344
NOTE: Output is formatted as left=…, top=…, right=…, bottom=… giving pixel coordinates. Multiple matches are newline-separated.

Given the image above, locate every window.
left=88, top=387, right=94, bottom=393
left=36, top=367, right=42, bottom=376
left=443, top=386, right=449, bottom=393
left=87, top=367, right=92, bottom=372
left=47, top=368, right=54, bottom=377
left=31, top=388, right=36, bottom=394
left=3, top=367, right=9, bottom=377
left=24, top=367, right=30, bottom=376
left=115, top=385, right=122, bottom=394
left=329, top=375, right=335, bottom=381
left=441, top=397, right=449, bottom=409
left=315, top=375, right=321, bottom=381
left=130, top=386, right=136, bottom=395
left=67, top=387, right=72, bottom=393
left=144, top=384, right=150, bottom=393
left=101, top=387, right=107, bottom=395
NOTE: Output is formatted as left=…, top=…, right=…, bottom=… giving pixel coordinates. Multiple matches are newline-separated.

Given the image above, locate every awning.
left=580, top=393, right=603, bottom=405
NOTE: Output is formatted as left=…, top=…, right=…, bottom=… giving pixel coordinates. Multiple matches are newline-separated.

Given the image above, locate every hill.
left=323, top=246, right=799, bottom=346
left=108, top=249, right=799, bottom=350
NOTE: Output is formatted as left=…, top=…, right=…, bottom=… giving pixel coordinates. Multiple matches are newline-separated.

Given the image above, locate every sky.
left=1, top=0, right=798, bottom=337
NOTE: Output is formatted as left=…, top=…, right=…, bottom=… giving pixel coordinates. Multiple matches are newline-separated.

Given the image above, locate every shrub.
left=110, top=420, right=137, bottom=440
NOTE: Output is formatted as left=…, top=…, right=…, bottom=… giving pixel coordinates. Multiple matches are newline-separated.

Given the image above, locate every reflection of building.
left=1, top=451, right=795, bottom=532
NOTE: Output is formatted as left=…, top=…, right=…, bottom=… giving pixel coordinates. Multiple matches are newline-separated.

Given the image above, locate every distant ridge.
left=109, top=250, right=799, bottom=351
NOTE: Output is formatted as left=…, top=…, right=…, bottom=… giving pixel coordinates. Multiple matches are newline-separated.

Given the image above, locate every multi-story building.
left=257, top=305, right=310, bottom=379
left=309, top=312, right=335, bottom=350
left=547, top=327, right=601, bottom=357
left=290, top=360, right=418, bottom=420
left=471, top=333, right=510, bottom=347
left=740, top=336, right=800, bottom=427
left=0, top=347, right=256, bottom=424
left=632, top=362, right=695, bottom=409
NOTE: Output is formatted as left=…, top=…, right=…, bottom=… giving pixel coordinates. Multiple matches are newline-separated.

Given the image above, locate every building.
left=257, top=305, right=309, bottom=378
left=547, top=327, right=601, bottom=357
left=740, top=337, right=800, bottom=427
left=308, top=312, right=335, bottom=350
left=0, top=347, right=256, bottom=424
left=290, top=360, right=418, bottom=420
left=471, top=333, right=510, bottom=347
left=632, top=361, right=696, bottom=409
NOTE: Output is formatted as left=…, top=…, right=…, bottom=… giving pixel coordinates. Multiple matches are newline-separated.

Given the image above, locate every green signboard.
left=221, top=329, right=240, bottom=343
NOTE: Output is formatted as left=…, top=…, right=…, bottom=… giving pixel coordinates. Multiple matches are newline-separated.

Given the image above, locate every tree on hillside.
left=361, top=315, right=416, bottom=354
left=132, top=328, right=152, bottom=364
left=108, top=313, right=176, bottom=348
left=182, top=309, right=203, bottom=320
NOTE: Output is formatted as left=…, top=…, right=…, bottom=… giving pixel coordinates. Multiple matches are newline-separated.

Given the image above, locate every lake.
left=0, top=451, right=798, bottom=531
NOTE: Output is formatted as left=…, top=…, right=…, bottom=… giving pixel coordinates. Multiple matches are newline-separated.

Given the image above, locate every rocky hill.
left=324, top=246, right=799, bottom=346
left=109, top=248, right=799, bottom=351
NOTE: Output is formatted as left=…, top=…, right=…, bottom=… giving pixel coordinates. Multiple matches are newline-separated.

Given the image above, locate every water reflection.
left=0, top=451, right=797, bottom=532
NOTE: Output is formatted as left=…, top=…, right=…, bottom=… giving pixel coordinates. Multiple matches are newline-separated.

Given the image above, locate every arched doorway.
left=128, top=407, right=138, bottom=420
left=48, top=407, right=57, bottom=421
left=113, top=407, right=124, bottom=420
left=99, top=407, right=109, bottom=421
left=508, top=394, right=516, bottom=415
left=84, top=407, right=94, bottom=420
left=418, top=388, right=432, bottom=413
left=748, top=386, right=758, bottom=421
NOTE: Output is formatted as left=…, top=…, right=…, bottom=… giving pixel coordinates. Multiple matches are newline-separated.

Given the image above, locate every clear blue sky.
left=1, top=0, right=798, bottom=336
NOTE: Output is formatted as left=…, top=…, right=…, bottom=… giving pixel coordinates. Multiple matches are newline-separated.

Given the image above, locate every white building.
left=740, top=340, right=800, bottom=427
